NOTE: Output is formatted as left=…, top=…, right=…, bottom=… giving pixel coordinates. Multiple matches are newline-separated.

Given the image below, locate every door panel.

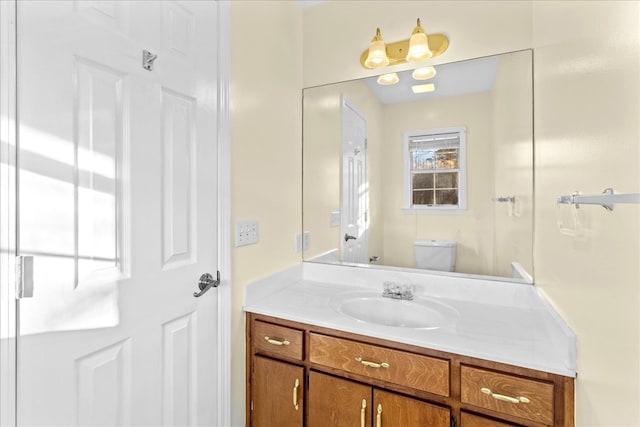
left=161, top=88, right=197, bottom=268
left=16, top=1, right=219, bottom=425
left=252, top=356, right=304, bottom=427
left=374, top=389, right=450, bottom=427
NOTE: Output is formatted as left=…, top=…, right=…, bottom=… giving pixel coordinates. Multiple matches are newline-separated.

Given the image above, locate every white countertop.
left=244, top=262, right=576, bottom=378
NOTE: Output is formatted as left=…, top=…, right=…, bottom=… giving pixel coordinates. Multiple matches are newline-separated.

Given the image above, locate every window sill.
left=402, top=207, right=466, bottom=215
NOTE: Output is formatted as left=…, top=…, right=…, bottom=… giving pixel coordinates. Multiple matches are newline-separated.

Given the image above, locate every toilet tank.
left=414, top=240, right=456, bottom=272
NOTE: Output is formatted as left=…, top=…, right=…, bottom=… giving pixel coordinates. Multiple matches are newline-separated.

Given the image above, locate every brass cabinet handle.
left=376, top=403, right=382, bottom=427
left=480, top=387, right=530, bottom=404
left=360, top=399, right=367, bottom=427
left=293, top=379, right=300, bottom=411
left=264, top=336, right=290, bottom=346
left=355, top=356, right=390, bottom=369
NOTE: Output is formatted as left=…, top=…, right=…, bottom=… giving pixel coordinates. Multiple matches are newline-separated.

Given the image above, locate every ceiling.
left=364, top=54, right=500, bottom=105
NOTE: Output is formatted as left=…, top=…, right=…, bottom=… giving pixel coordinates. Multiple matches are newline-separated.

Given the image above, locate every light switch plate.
left=330, top=211, right=341, bottom=227
left=236, top=220, right=259, bottom=247
left=295, top=233, right=302, bottom=253
left=303, top=231, right=310, bottom=250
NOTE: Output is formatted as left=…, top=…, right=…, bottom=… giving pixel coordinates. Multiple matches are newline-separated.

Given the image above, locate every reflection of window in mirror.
left=403, top=127, right=466, bottom=214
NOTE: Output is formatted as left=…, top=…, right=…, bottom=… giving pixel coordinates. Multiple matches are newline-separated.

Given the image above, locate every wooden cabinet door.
left=374, top=389, right=450, bottom=427
left=308, top=371, right=372, bottom=427
left=252, top=356, right=304, bottom=427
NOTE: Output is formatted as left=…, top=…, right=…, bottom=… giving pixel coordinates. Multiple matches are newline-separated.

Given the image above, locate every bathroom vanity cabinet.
left=246, top=314, right=574, bottom=427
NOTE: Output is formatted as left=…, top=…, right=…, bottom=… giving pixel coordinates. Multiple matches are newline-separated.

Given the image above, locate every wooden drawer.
left=461, top=365, right=554, bottom=425
left=460, top=411, right=523, bottom=426
left=253, top=320, right=303, bottom=361
left=309, top=333, right=449, bottom=396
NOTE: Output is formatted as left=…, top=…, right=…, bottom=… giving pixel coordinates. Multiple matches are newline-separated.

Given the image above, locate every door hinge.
left=16, top=255, right=34, bottom=299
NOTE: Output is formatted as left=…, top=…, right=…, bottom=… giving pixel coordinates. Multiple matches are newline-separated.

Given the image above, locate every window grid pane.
left=407, top=129, right=464, bottom=209
left=411, top=171, right=459, bottom=206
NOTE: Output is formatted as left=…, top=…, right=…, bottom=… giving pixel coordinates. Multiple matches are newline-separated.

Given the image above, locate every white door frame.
left=216, top=1, right=232, bottom=425
left=340, top=96, right=369, bottom=264
left=0, top=1, right=17, bottom=425
left=0, top=1, right=232, bottom=425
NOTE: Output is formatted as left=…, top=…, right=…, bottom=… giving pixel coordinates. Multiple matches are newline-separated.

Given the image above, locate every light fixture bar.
left=360, top=34, right=449, bottom=69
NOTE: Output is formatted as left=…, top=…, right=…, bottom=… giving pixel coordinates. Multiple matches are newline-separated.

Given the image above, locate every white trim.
left=401, top=207, right=466, bottom=215
left=0, top=1, right=17, bottom=425
left=403, top=126, right=467, bottom=214
left=215, top=1, right=232, bottom=426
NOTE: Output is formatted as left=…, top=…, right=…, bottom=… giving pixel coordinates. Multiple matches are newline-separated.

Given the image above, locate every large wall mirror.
left=302, top=50, right=533, bottom=282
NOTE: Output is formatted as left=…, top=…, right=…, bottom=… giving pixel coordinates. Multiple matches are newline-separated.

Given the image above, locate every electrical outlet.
left=303, top=231, right=310, bottom=250
left=236, top=220, right=259, bottom=247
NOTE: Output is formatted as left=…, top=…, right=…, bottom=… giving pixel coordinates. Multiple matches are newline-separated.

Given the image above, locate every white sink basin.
left=330, top=291, right=459, bottom=329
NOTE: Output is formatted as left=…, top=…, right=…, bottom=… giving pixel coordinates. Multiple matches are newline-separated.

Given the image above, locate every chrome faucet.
left=382, top=282, right=414, bottom=300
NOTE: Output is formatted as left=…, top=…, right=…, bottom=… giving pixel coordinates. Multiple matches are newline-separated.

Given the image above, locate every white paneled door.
left=16, top=1, right=220, bottom=425
left=341, top=98, right=368, bottom=264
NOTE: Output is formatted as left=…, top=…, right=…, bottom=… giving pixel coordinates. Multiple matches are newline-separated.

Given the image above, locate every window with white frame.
left=403, top=127, right=466, bottom=213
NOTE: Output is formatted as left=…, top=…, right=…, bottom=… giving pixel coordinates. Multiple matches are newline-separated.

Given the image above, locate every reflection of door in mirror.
left=341, top=98, right=368, bottom=263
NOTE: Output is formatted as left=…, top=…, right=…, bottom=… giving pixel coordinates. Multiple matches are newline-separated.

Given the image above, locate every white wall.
left=230, top=2, right=302, bottom=425
left=532, top=1, right=640, bottom=425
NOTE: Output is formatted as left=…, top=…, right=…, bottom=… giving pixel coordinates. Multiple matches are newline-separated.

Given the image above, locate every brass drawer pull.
left=376, top=403, right=382, bottom=427
left=355, top=356, right=390, bottom=369
left=480, top=387, right=531, bottom=404
left=264, top=336, right=290, bottom=346
left=360, top=399, right=367, bottom=427
left=293, top=378, right=300, bottom=411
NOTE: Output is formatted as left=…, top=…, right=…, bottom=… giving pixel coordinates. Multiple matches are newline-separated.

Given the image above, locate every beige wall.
left=230, top=2, right=302, bottom=425
left=532, top=1, right=640, bottom=425
left=303, top=0, right=532, bottom=87
left=381, top=93, right=495, bottom=274
left=491, top=51, right=534, bottom=277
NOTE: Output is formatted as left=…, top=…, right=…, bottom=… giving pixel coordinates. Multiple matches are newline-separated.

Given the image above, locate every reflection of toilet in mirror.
left=414, top=240, right=456, bottom=272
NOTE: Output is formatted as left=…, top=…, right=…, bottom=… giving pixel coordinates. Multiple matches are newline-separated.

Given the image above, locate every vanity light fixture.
left=364, top=28, right=390, bottom=68
left=411, top=83, right=435, bottom=94
left=360, top=19, right=449, bottom=69
left=412, top=66, right=437, bottom=80
left=377, top=72, right=399, bottom=85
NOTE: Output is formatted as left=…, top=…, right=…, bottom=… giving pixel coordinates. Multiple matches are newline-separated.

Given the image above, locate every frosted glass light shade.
left=364, top=28, right=389, bottom=68
left=406, top=33, right=431, bottom=62
left=406, top=19, right=432, bottom=62
left=377, top=73, right=399, bottom=85
left=412, top=66, right=437, bottom=80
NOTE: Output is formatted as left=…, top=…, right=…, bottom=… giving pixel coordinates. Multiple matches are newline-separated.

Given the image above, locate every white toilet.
left=414, top=240, right=457, bottom=272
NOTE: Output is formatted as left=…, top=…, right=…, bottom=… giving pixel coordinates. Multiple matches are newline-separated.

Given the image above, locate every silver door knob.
left=193, top=271, right=220, bottom=297
left=344, top=233, right=357, bottom=242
